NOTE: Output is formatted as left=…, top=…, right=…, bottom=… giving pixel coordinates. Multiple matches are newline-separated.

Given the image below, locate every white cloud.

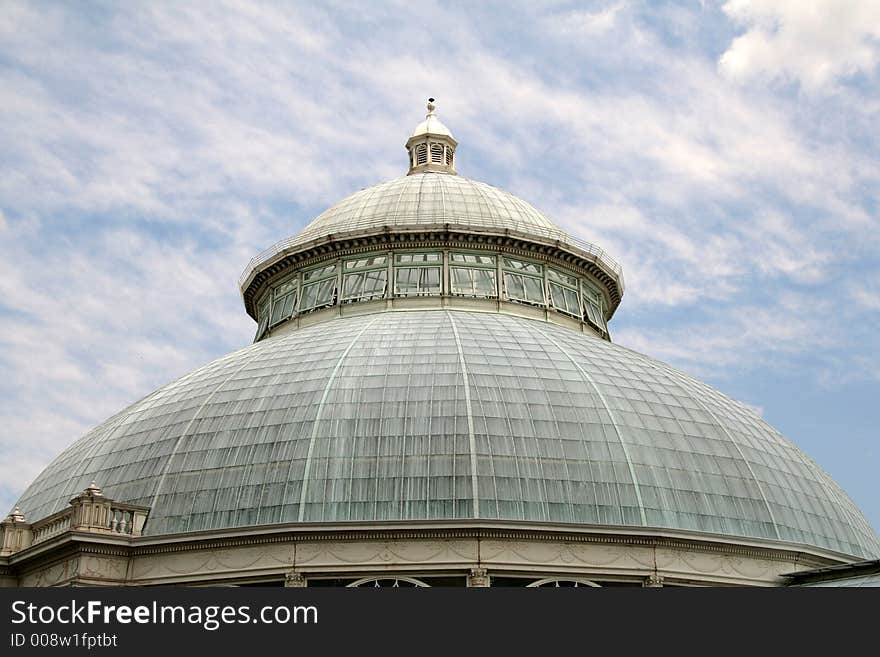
left=719, top=0, right=880, bottom=90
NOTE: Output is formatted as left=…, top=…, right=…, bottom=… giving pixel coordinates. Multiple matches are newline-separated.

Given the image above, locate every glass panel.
left=343, top=270, right=387, bottom=301
left=342, top=272, right=363, bottom=299
left=474, top=268, right=497, bottom=297
left=395, top=267, right=418, bottom=294
left=271, top=298, right=285, bottom=325
left=271, top=292, right=295, bottom=324
left=303, top=264, right=337, bottom=282
left=522, top=275, right=545, bottom=304
left=345, top=255, right=387, bottom=271
left=582, top=292, right=606, bottom=329
left=255, top=294, right=271, bottom=340
left=257, top=294, right=271, bottom=321
left=254, top=317, right=268, bottom=342
left=274, top=277, right=298, bottom=297
left=503, top=272, right=524, bottom=300
left=451, top=253, right=495, bottom=266
left=16, top=309, right=880, bottom=558
left=550, top=283, right=580, bottom=316
left=300, top=279, right=336, bottom=311
left=563, top=288, right=580, bottom=315
left=451, top=267, right=471, bottom=294
left=279, top=292, right=298, bottom=322
left=362, top=270, right=387, bottom=298
left=548, top=268, right=578, bottom=288
left=395, top=252, right=441, bottom=264
left=395, top=266, right=441, bottom=296
left=503, top=257, right=542, bottom=275
left=451, top=267, right=497, bottom=297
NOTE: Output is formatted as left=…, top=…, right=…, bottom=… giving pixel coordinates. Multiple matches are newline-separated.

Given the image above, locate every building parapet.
left=0, top=483, right=149, bottom=556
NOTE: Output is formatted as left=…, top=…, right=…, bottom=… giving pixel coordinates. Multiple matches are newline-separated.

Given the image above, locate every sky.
left=1, top=0, right=879, bottom=535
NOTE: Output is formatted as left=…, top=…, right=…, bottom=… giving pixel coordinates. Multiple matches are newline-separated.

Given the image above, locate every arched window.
left=445, top=148, right=454, bottom=165
left=526, top=578, right=600, bottom=587
left=347, top=577, right=429, bottom=587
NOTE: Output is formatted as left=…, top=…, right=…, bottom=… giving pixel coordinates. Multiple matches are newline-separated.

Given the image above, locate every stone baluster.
left=131, top=508, right=148, bottom=536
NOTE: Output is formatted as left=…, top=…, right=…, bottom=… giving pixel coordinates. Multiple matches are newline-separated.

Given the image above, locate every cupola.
left=406, top=98, right=457, bottom=175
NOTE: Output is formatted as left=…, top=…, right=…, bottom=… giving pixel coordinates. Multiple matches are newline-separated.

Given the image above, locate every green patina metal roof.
left=16, top=310, right=880, bottom=557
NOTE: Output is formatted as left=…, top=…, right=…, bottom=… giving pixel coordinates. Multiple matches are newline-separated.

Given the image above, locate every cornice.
left=122, top=520, right=845, bottom=566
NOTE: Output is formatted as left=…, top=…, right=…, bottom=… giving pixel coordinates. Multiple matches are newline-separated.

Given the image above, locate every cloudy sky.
left=2, top=1, right=879, bottom=534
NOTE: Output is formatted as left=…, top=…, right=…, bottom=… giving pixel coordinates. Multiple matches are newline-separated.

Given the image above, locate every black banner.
left=0, top=587, right=873, bottom=654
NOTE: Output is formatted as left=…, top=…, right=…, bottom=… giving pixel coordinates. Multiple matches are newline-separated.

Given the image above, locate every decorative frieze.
left=1, top=511, right=848, bottom=588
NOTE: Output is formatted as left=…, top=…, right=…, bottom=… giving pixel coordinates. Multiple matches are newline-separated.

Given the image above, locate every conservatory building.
left=1, top=102, right=878, bottom=587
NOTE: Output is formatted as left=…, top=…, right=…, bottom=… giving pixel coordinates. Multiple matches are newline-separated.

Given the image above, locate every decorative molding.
left=284, top=571, right=306, bottom=588
left=124, top=523, right=840, bottom=567
left=644, top=574, right=664, bottom=588
left=2, top=518, right=850, bottom=587
left=467, top=567, right=490, bottom=587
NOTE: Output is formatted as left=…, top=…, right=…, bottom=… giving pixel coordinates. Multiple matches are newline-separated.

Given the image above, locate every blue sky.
left=1, top=1, right=879, bottom=534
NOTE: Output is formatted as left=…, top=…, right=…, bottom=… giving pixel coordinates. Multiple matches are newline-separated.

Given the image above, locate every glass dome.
left=14, top=310, right=879, bottom=558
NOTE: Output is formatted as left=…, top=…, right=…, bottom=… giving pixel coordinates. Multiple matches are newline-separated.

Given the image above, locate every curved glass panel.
left=14, top=311, right=880, bottom=558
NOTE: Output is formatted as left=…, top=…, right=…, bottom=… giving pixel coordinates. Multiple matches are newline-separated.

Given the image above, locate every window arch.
left=347, top=576, right=430, bottom=587
left=526, top=578, right=600, bottom=587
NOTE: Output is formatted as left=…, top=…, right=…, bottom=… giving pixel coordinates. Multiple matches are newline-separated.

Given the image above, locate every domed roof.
left=15, top=310, right=879, bottom=557
left=301, top=174, right=569, bottom=244
left=238, top=173, right=624, bottom=297
left=411, top=113, right=453, bottom=138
